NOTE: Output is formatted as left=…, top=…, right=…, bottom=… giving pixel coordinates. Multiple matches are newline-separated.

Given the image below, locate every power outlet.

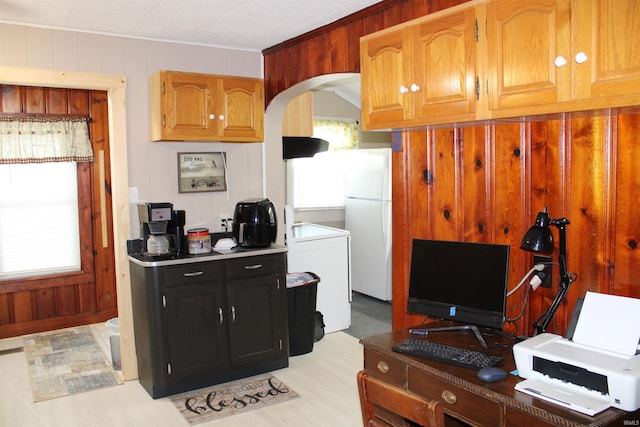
left=533, top=255, right=553, bottom=288
left=217, top=214, right=233, bottom=232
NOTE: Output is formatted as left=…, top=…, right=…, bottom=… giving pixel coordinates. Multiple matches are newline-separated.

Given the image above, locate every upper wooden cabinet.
left=487, top=0, right=568, bottom=113
left=361, top=0, right=640, bottom=129
left=361, top=2, right=482, bottom=130
left=488, top=0, right=640, bottom=117
left=361, top=26, right=410, bottom=129
left=149, top=70, right=264, bottom=142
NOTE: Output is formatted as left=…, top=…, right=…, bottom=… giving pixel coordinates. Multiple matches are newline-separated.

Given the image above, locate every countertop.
left=127, top=239, right=286, bottom=267
left=288, top=222, right=350, bottom=241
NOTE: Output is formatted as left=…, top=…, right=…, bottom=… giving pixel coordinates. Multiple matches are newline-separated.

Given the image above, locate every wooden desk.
left=360, top=323, right=639, bottom=427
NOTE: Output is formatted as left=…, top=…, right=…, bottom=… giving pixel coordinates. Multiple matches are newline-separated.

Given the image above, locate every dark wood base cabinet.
left=129, top=251, right=289, bottom=398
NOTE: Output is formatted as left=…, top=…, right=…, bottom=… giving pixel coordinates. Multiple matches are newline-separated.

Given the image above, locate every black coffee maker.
left=138, top=202, right=186, bottom=256
left=138, top=202, right=173, bottom=254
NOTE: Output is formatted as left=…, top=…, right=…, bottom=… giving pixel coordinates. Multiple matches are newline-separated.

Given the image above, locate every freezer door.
left=345, top=197, right=392, bottom=301
left=345, top=148, right=391, bottom=201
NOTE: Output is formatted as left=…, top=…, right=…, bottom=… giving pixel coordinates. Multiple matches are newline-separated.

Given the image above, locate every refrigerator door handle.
left=381, top=202, right=389, bottom=246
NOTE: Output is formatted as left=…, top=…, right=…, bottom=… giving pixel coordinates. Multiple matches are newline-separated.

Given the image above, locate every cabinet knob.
left=400, top=86, right=409, bottom=94
left=441, top=389, right=457, bottom=404
left=218, top=307, right=224, bottom=324
left=575, top=52, right=588, bottom=64
left=554, top=56, right=567, bottom=67
left=219, top=114, right=225, bottom=120
left=209, top=114, right=216, bottom=120
left=410, top=83, right=420, bottom=93
left=376, top=360, right=390, bottom=374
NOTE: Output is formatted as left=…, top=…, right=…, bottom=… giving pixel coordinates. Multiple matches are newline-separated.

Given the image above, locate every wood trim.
left=0, top=67, right=126, bottom=90
left=0, top=308, right=117, bottom=338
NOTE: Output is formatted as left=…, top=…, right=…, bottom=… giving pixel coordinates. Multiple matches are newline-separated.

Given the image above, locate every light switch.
left=128, top=187, right=139, bottom=204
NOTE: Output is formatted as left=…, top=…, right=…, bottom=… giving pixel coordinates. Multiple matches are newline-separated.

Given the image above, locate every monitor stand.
left=423, top=325, right=488, bottom=348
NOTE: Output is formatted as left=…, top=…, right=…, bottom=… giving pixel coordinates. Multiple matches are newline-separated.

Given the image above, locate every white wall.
left=0, top=23, right=265, bottom=237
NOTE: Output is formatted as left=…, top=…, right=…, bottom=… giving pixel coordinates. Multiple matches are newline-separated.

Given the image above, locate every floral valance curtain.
left=0, top=117, right=93, bottom=164
left=313, top=119, right=359, bottom=150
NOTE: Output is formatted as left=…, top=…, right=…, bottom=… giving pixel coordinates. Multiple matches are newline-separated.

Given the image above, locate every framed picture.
left=178, top=152, right=227, bottom=193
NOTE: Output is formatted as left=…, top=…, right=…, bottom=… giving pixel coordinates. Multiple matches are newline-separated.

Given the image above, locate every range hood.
left=282, top=136, right=329, bottom=159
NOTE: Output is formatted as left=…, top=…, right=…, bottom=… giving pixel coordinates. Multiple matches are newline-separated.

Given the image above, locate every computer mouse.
left=477, top=367, right=508, bottom=382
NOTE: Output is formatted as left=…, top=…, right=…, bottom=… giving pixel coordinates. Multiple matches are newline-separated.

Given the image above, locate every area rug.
left=23, top=326, right=123, bottom=402
left=170, top=375, right=300, bottom=425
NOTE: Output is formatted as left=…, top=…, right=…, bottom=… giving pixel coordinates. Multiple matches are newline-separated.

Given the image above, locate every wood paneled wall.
left=393, top=113, right=640, bottom=336
left=264, top=0, right=640, bottom=336
left=0, top=86, right=117, bottom=338
left=263, top=0, right=467, bottom=108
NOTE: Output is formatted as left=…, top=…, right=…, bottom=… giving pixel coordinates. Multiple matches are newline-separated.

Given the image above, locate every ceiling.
left=0, top=0, right=381, bottom=52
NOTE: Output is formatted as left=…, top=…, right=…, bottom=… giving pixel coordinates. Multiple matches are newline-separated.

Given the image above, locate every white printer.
left=513, top=333, right=640, bottom=415
left=513, top=292, right=640, bottom=416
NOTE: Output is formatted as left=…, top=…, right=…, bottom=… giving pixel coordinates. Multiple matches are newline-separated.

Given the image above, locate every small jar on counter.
left=187, top=228, right=211, bottom=254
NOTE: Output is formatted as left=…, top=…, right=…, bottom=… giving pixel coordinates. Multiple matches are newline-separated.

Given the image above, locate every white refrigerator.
left=344, top=148, right=392, bottom=301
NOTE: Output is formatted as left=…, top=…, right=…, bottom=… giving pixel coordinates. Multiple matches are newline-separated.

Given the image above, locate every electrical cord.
left=506, top=263, right=546, bottom=297
left=506, top=285, right=531, bottom=323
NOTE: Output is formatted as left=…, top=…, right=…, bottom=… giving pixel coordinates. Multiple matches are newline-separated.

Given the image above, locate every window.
left=288, top=119, right=358, bottom=209
left=0, top=162, right=81, bottom=279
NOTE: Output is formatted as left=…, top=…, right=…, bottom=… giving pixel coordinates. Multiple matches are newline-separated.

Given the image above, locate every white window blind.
left=0, top=162, right=80, bottom=279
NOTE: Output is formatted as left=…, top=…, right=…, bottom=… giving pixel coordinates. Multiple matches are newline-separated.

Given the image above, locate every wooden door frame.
left=0, top=66, right=136, bottom=380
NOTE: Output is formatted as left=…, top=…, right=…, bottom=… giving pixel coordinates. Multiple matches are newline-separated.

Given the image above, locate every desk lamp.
left=520, top=207, right=574, bottom=335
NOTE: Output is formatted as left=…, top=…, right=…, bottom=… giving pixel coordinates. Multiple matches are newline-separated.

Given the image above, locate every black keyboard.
left=392, top=338, right=502, bottom=370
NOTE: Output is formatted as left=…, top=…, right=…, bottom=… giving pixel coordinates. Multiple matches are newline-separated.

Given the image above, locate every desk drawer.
left=505, top=407, right=555, bottom=426
left=408, top=367, right=500, bottom=426
left=364, top=349, right=405, bottom=388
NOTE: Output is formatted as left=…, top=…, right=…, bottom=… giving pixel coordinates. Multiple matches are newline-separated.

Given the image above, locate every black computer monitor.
left=407, top=239, right=510, bottom=330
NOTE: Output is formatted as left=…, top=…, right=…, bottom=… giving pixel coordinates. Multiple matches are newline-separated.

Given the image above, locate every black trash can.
left=286, top=272, right=320, bottom=356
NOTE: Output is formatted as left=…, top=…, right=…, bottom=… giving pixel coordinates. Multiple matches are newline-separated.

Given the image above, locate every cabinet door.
left=161, top=72, right=217, bottom=140
left=573, top=0, right=640, bottom=102
left=217, top=77, right=264, bottom=141
left=412, top=5, right=479, bottom=123
left=227, top=273, right=285, bottom=366
left=487, top=0, right=571, bottom=112
left=361, top=27, right=412, bottom=130
left=164, top=282, right=229, bottom=381
left=226, top=255, right=287, bottom=366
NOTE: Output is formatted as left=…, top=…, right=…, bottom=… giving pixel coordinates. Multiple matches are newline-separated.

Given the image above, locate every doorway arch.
left=263, top=73, right=361, bottom=244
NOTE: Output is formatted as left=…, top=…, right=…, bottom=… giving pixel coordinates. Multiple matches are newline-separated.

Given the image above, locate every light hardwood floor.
left=0, top=328, right=364, bottom=427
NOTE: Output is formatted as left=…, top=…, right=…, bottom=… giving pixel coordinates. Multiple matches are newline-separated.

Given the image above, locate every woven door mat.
left=23, top=326, right=123, bottom=402
left=170, top=374, right=300, bottom=425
